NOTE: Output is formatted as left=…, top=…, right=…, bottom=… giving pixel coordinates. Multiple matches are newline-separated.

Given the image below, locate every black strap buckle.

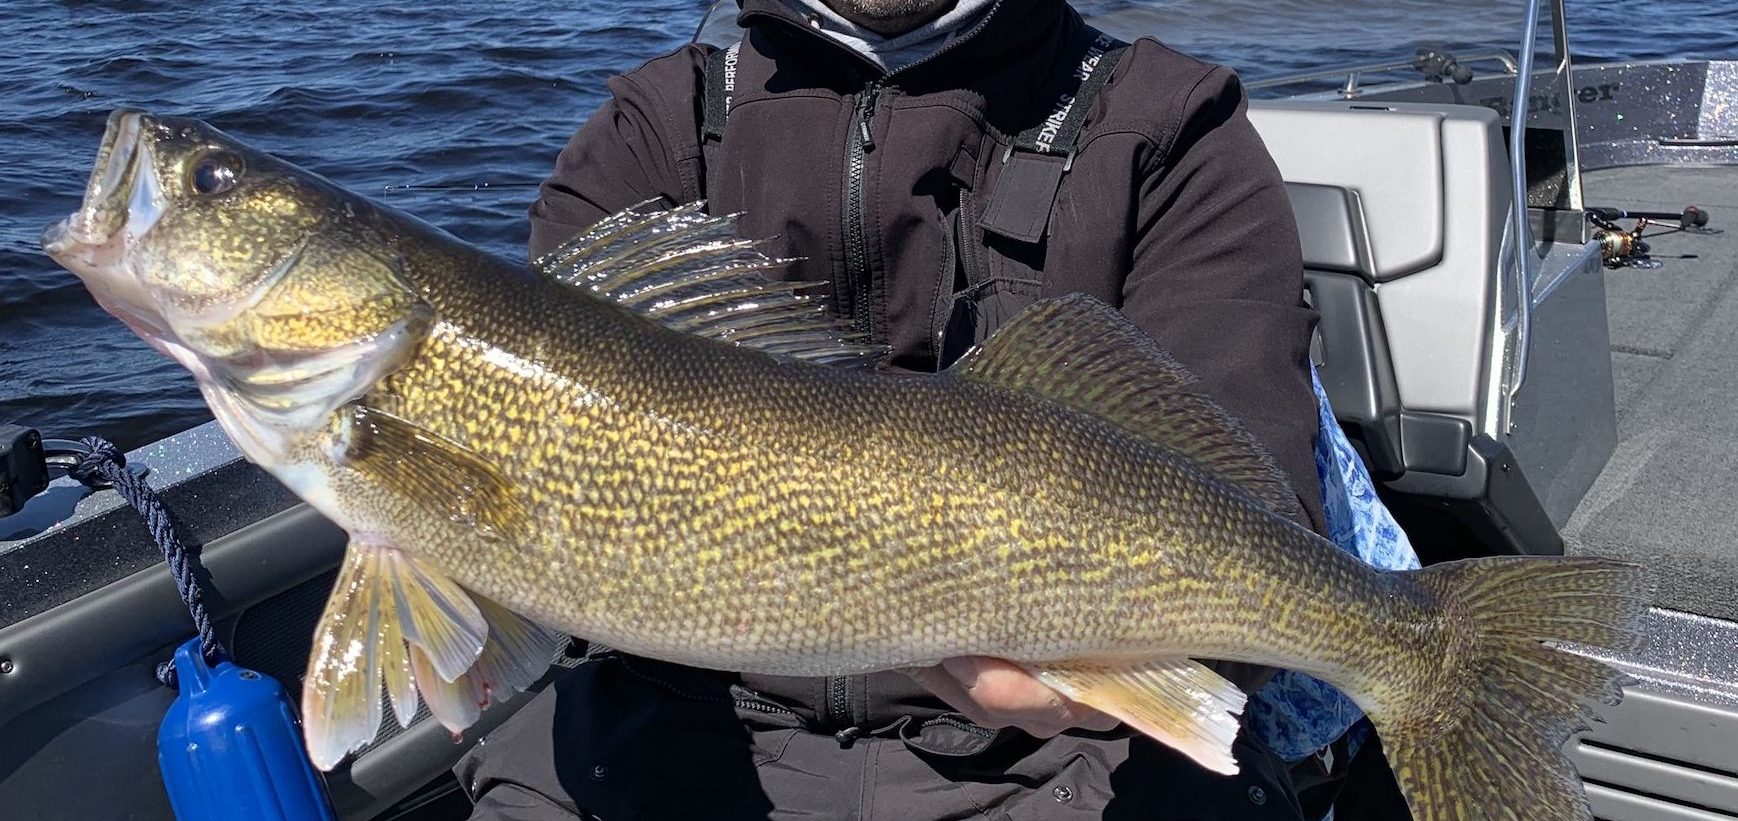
left=1001, top=142, right=1076, bottom=173
left=0, top=425, right=48, bottom=517
left=979, top=28, right=1128, bottom=243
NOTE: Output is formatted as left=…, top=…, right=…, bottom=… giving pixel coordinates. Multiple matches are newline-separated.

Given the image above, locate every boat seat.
left=1249, top=100, right=1573, bottom=557
left=1251, top=100, right=1510, bottom=474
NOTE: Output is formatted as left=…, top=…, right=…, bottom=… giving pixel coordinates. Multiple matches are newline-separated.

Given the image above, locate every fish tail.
left=1372, top=556, right=1651, bottom=821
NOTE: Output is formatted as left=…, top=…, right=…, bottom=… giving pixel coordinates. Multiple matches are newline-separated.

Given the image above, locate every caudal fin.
left=1374, top=556, right=1651, bottom=821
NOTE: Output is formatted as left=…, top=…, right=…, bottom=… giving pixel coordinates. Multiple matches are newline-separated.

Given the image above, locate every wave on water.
left=2, top=0, right=1731, bottom=449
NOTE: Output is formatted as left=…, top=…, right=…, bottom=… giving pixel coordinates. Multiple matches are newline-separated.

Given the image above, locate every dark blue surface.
left=1, top=0, right=1731, bottom=450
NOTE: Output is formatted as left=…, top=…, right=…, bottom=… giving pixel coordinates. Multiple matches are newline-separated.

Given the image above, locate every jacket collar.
left=734, top=0, right=1069, bottom=82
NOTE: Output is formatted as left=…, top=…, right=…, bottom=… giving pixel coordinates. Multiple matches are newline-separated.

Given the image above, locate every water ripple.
left=2, top=0, right=1730, bottom=449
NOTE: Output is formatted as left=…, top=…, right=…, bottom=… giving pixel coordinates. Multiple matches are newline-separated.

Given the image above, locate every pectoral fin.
left=334, top=404, right=530, bottom=544
left=301, top=537, right=557, bottom=770
left=1034, top=658, right=1248, bottom=775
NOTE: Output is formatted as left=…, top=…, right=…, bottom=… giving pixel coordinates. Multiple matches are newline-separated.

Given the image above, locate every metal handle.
left=1506, top=0, right=1543, bottom=410
left=1246, top=51, right=1518, bottom=96
left=692, top=0, right=731, bottom=43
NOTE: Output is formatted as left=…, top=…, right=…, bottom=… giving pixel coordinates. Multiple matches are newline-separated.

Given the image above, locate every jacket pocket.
left=556, top=656, right=804, bottom=820
left=934, top=187, right=1041, bottom=368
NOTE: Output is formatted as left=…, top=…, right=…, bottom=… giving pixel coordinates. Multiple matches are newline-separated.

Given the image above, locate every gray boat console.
left=1249, top=98, right=1616, bottom=560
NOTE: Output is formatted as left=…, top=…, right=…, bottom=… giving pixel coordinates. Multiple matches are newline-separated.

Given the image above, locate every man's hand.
left=904, top=657, right=1121, bottom=738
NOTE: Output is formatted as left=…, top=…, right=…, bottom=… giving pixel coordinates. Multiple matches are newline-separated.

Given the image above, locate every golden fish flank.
left=45, top=108, right=1652, bottom=821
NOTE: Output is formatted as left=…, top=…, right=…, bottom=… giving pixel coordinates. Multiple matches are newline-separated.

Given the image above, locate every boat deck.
left=1565, top=165, right=1738, bottom=623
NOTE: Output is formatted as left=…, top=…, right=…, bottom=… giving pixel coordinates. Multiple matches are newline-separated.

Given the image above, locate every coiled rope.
left=67, top=437, right=224, bottom=686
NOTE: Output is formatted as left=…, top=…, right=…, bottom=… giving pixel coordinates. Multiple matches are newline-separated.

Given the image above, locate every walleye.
left=46, top=109, right=1650, bottom=820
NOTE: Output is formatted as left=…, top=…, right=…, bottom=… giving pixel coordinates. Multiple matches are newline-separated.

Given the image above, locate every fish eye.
left=190, top=151, right=242, bottom=196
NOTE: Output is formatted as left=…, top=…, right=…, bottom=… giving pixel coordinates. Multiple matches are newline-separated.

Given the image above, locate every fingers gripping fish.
left=46, top=109, right=1652, bottom=821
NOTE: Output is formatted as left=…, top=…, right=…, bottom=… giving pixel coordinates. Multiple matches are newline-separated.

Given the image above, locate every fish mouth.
left=42, top=108, right=172, bottom=339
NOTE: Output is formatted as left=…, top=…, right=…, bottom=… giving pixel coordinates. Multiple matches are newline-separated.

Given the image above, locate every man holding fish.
left=41, top=0, right=1647, bottom=819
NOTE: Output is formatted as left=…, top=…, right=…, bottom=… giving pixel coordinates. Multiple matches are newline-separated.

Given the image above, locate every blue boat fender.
left=157, top=638, right=339, bottom=821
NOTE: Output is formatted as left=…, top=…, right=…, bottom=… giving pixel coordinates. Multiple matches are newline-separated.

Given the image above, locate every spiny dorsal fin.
left=951, top=293, right=1299, bottom=517
left=534, top=202, right=883, bottom=368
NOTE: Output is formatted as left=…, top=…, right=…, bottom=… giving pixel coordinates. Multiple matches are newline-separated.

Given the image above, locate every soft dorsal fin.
left=534, top=202, right=883, bottom=368
left=951, top=293, right=1299, bottom=517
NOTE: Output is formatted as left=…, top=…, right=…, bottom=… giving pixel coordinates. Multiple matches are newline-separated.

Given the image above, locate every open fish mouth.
left=42, top=108, right=171, bottom=339
left=45, top=109, right=146, bottom=251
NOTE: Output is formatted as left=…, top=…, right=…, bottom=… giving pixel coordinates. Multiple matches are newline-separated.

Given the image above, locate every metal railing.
left=1505, top=0, right=1545, bottom=417
left=1246, top=51, right=1520, bottom=98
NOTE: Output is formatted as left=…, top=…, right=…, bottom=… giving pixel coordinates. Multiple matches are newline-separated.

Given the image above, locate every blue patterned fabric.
left=1246, top=366, right=1421, bottom=762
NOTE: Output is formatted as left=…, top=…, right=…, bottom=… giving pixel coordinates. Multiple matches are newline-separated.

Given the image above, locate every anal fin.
left=1034, top=658, right=1248, bottom=775
left=301, top=537, right=557, bottom=770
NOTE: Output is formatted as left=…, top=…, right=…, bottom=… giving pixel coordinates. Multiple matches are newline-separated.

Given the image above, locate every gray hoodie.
left=780, top=0, right=997, bottom=71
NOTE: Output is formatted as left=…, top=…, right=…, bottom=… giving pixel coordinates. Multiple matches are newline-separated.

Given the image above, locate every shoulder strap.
left=698, top=38, right=743, bottom=202
left=980, top=26, right=1130, bottom=244
left=701, top=39, right=741, bottom=141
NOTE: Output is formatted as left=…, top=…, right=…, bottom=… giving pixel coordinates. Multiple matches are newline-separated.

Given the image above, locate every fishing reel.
left=1588, top=205, right=1717, bottom=269
left=1413, top=49, right=1475, bottom=85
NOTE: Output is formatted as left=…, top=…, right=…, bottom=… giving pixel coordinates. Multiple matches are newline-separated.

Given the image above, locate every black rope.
left=67, top=437, right=224, bottom=686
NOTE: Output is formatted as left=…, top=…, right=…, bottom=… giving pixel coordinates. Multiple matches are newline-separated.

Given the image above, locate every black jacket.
left=509, top=0, right=1326, bottom=801
left=527, top=0, right=1325, bottom=736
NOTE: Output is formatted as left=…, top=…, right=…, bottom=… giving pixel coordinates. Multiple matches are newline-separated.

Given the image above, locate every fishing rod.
left=381, top=180, right=542, bottom=192
left=1587, top=204, right=1718, bottom=269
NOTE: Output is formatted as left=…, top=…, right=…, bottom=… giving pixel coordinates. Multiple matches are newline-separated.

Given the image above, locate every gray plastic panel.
left=1286, top=183, right=1373, bottom=278
left=1563, top=609, right=1738, bottom=820
left=0, top=420, right=567, bottom=819
left=0, top=504, right=344, bottom=729
left=0, top=422, right=300, bottom=630
left=1251, top=101, right=1510, bottom=419
left=0, top=504, right=346, bottom=819
left=1397, top=412, right=1470, bottom=475
left=1580, top=688, right=1738, bottom=776
left=1304, top=271, right=1403, bottom=477
left=1250, top=103, right=1446, bottom=280
left=1573, top=743, right=1738, bottom=815
left=1585, top=784, right=1738, bottom=821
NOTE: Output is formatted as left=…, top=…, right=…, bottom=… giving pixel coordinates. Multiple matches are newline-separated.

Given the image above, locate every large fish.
left=46, top=109, right=1650, bottom=820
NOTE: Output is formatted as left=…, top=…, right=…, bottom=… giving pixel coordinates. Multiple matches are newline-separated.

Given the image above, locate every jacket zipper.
left=956, top=187, right=981, bottom=295
left=618, top=656, right=798, bottom=717
left=750, top=2, right=1005, bottom=732
left=840, top=83, right=880, bottom=342
left=824, top=83, right=882, bottom=730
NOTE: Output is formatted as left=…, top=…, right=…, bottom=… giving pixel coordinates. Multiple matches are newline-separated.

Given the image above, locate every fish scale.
left=345, top=272, right=1401, bottom=680
left=46, top=109, right=1654, bottom=818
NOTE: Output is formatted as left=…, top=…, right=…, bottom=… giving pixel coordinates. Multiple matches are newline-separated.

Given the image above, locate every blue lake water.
left=3, top=0, right=1733, bottom=448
